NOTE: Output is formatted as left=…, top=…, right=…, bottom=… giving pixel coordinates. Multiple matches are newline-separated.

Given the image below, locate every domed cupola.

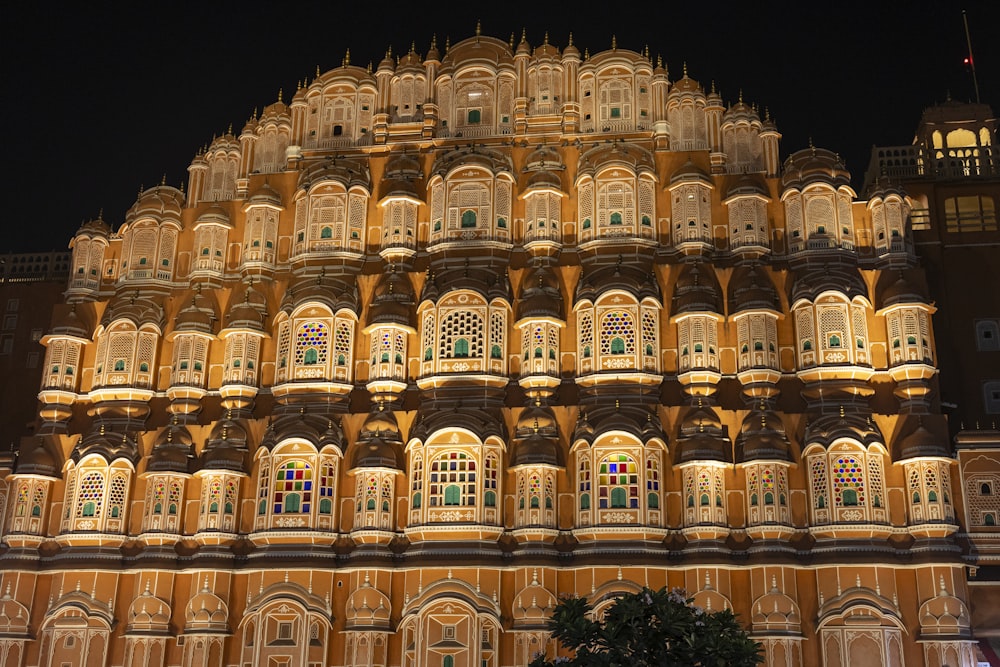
left=49, top=304, right=91, bottom=339
left=125, top=184, right=185, bottom=226
left=13, top=435, right=60, bottom=478
left=894, top=416, right=949, bottom=461
left=147, top=422, right=194, bottom=474
left=876, top=269, right=929, bottom=310
left=516, top=262, right=564, bottom=321
left=173, top=288, right=217, bottom=336
left=675, top=402, right=731, bottom=464
left=672, top=261, right=723, bottom=315
left=804, top=406, right=883, bottom=449
left=73, top=424, right=140, bottom=465
left=102, top=295, right=165, bottom=330
left=576, top=258, right=661, bottom=304
left=200, top=417, right=250, bottom=473
left=369, top=265, right=416, bottom=328
left=782, top=147, right=851, bottom=190
left=224, top=281, right=268, bottom=333
left=729, top=264, right=780, bottom=314
left=736, top=406, right=792, bottom=464
left=352, top=407, right=404, bottom=471
left=510, top=402, right=560, bottom=468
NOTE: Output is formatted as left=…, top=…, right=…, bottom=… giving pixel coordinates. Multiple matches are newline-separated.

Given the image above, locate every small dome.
left=195, top=204, right=231, bottom=227
left=526, top=168, right=563, bottom=190
left=174, top=290, right=217, bottom=334
left=49, top=306, right=90, bottom=339
left=345, top=579, right=391, bottom=629
left=804, top=407, right=882, bottom=448
left=185, top=582, right=229, bottom=631
left=200, top=418, right=249, bottom=473
left=670, top=159, right=713, bottom=186
left=77, top=214, right=111, bottom=237
left=224, top=281, right=268, bottom=332
left=369, top=267, right=416, bottom=327
left=676, top=403, right=731, bottom=463
left=725, top=174, right=769, bottom=199
left=148, top=424, right=194, bottom=473
left=736, top=408, right=792, bottom=463
left=126, top=185, right=184, bottom=224
left=671, top=71, right=703, bottom=95
left=895, top=417, right=949, bottom=460
left=790, top=266, right=867, bottom=304
left=103, top=295, right=164, bottom=329
left=672, top=262, right=723, bottom=314
left=246, top=182, right=282, bottom=207
left=729, top=264, right=780, bottom=314
left=877, top=270, right=929, bottom=309
left=14, top=435, right=59, bottom=477
left=127, top=585, right=171, bottom=632
left=516, top=263, right=563, bottom=321
left=782, top=146, right=851, bottom=189
left=576, top=260, right=661, bottom=303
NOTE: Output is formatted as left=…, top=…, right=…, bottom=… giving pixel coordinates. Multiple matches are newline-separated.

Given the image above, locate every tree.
left=528, top=586, right=763, bottom=667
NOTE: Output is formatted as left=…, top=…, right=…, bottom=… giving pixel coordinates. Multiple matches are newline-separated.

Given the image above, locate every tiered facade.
left=0, top=31, right=993, bottom=667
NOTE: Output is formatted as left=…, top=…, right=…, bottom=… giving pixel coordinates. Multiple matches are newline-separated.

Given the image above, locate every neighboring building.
left=0, top=252, right=71, bottom=447
left=0, top=32, right=994, bottom=667
left=866, top=98, right=1000, bottom=663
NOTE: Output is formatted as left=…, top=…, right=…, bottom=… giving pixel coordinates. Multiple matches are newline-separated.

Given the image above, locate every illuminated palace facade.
left=1, top=31, right=997, bottom=667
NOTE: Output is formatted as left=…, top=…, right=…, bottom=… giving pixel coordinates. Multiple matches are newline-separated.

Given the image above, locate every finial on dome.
left=544, top=31, right=549, bottom=45
left=738, top=89, right=743, bottom=103
left=611, top=34, right=617, bottom=50
left=160, top=173, right=167, bottom=186
left=444, top=36, right=450, bottom=52
left=410, top=40, right=416, bottom=54
left=567, top=32, right=574, bottom=46
left=367, top=61, right=372, bottom=73
left=839, top=404, right=845, bottom=418
left=617, top=566, right=622, bottom=581
left=584, top=48, right=589, bottom=60
left=316, top=64, right=321, bottom=78
left=683, top=61, right=688, bottom=77
left=430, top=34, right=437, bottom=50
left=475, top=19, right=481, bottom=36
left=343, top=49, right=350, bottom=67
left=656, top=54, right=662, bottom=69
left=277, top=88, right=283, bottom=103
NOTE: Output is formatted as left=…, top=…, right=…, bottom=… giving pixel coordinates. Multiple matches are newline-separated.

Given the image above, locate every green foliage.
left=528, top=586, right=763, bottom=667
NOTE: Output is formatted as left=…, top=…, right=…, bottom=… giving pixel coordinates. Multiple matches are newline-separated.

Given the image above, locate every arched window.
left=274, top=461, right=312, bottom=514
left=454, top=338, right=470, bottom=357
left=461, top=210, right=477, bottom=228
left=598, top=453, right=638, bottom=509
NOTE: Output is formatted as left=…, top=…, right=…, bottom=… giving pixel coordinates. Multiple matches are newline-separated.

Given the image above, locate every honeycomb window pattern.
left=599, top=310, right=636, bottom=356
left=275, top=461, right=313, bottom=514
left=440, top=311, right=483, bottom=360
left=76, top=472, right=104, bottom=518
left=295, top=322, right=329, bottom=367
left=832, top=456, right=865, bottom=506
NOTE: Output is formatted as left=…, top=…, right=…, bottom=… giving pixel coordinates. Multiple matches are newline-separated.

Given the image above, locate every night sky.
left=3, top=2, right=997, bottom=253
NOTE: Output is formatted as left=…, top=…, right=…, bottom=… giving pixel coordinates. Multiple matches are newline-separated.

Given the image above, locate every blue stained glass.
left=274, top=504, right=281, bottom=513
left=304, top=481, right=312, bottom=490
left=631, top=499, right=639, bottom=508
left=302, top=504, right=310, bottom=512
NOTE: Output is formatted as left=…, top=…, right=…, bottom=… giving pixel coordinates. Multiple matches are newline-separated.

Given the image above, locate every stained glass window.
left=598, top=453, right=638, bottom=509
left=429, top=452, right=476, bottom=507
left=832, top=456, right=864, bottom=506
left=275, top=461, right=313, bottom=514
left=294, top=322, right=328, bottom=367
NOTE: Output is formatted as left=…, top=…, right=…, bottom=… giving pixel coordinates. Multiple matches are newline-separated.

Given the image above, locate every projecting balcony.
left=866, top=145, right=999, bottom=183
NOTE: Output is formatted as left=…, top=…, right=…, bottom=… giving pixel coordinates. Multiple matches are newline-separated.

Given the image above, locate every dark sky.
left=2, top=2, right=997, bottom=253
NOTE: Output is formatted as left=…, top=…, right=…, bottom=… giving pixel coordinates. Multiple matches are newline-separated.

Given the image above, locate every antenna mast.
left=962, top=9, right=980, bottom=103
